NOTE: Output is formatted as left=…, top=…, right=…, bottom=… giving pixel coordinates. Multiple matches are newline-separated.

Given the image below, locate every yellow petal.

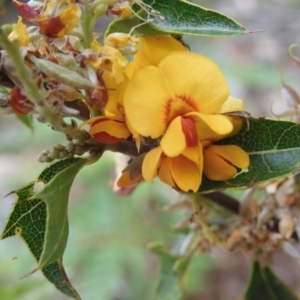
left=126, top=36, right=187, bottom=78
left=161, top=116, right=186, bottom=157
left=158, top=157, right=176, bottom=188
left=127, top=121, right=141, bottom=152
left=91, top=40, right=103, bottom=52
left=203, top=145, right=250, bottom=181
left=105, top=33, right=139, bottom=48
left=194, top=113, right=233, bottom=136
left=171, top=156, right=202, bottom=192
left=139, top=36, right=187, bottom=66
left=90, top=117, right=130, bottom=139
left=59, top=5, right=81, bottom=36
left=125, top=62, right=136, bottom=79
left=117, top=171, right=142, bottom=187
left=226, top=116, right=243, bottom=136
left=182, top=143, right=203, bottom=166
left=60, top=5, right=81, bottom=26
left=158, top=52, right=229, bottom=114
left=8, top=17, right=29, bottom=46
left=219, top=96, right=244, bottom=113
left=103, top=72, right=127, bottom=117
left=142, top=147, right=163, bottom=181
left=186, top=113, right=234, bottom=146
left=211, top=145, right=250, bottom=169
left=99, top=46, right=128, bottom=83
left=215, top=96, right=245, bottom=139
left=124, top=66, right=170, bottom=138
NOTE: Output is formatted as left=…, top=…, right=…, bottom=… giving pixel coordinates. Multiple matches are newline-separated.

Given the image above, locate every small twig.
left=189, top=193, right=227, bottom=247
left=201, top=191, right=240, bottom=214
left=106, top=140, right=139, bottom=157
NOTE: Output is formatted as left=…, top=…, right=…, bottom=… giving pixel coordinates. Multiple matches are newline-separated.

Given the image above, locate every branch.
left=106, top=140, right=139, bottom=157
left=199, top=191, right=240, bottom=214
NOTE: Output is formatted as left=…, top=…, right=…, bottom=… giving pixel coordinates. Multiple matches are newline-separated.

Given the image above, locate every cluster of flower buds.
left=1, top=0, right=140, bottom=120
left=38, top=140, right=93, bottom=162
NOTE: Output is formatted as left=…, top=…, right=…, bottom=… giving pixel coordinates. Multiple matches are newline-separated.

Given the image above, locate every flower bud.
left=10, top=87, right=34, bottom=114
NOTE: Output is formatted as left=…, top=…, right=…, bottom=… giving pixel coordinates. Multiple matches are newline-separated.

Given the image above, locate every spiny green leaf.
left=149, top=242, right=191, bottom=300
left=1, top=158, right=90, bottom=299
left=34, top=159, right=88, bottom=269
left=105, top=0, right=248, bottom=37
left=42, top=260, right=81, bottom=299
left=198, top=118, right=300, bottom=193
left=244, top=261, right=297, bottom=300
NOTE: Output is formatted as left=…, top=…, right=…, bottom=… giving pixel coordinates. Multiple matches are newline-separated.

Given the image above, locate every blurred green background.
left=1, top=0, right=300, bottom=299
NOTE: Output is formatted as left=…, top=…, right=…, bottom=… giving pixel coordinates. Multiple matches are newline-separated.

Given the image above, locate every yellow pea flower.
left=142, top=144, right=203, bottom=193
left=120, top=50, right=250, bottom=191
left=203, top=145, right=250, bottom=181
left=139, top=143, right=250, bottom=192
left=86, top=36, right=188, bottom=142
left=124, top=51, right=235, bottom=156
left=38, top=0, right=81, bottom=38
left=83, top=74, right=131, bottom=144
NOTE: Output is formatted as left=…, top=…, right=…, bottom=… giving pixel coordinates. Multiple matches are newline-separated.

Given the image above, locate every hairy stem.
left=189, top=193, right=227, bottom=247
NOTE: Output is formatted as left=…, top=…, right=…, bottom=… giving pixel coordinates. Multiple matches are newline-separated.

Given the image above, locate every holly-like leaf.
left=198, top=118, right=300, bottom=193
left=1, top=158, right=91, bottom=299
left=105, top=0, right=249, bottom=37
left=245, top=261, right=297, bottom=300
left=148, top=242, right=191, bottom=300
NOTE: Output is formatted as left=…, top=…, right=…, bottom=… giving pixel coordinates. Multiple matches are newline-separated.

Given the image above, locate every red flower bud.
left=38, top=16, right=65, bottom=38
left=10, top=87, right=34, bottom=115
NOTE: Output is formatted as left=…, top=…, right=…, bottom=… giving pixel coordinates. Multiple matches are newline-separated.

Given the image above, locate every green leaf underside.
left=198, top=119, right=300, bottom=193
left=149, top=242, right=190, bottom=300
left=105, top=0, right=247, bottom=37
left=1, top=158, right=88, bottom=299
left=245, top=261, right=297, bottom=300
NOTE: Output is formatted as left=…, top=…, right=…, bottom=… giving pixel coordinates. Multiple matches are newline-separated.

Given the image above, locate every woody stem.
left=201, top=192, right=240, bottom=214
